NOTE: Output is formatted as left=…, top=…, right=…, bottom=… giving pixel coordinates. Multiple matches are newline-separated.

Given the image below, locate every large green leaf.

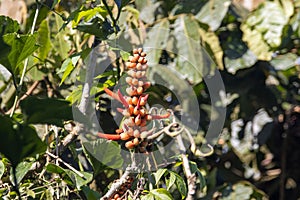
left=0, top=115, right=46, bottom=167
left=83, top=139, right=123, bottom=172
left=173, top=15, right=214, bottom=84
left=37, top=19, right=51, bottom=61
left=241, top=2, right=289, bottom=60
left=144, top=19, right=170, bottom=65
left=2, top=33, right=39, bottom=75
left=20, top=96, right=73, bottom=126
left=10, top=160, right=34, bottom=185
left=81, top=186, right=101, bottom=200
left=52, top=14, right=71, bottom=60
left=195, top=0, right=231, bottom=31
left=0, top=16, right=20, bottom=72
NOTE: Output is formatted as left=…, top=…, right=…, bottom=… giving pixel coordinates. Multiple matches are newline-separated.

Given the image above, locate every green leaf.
left=173, top=15, right=214, bottom=84
left=222, top=30, right=257, bottom=74
left=0, top=160, right=4, bottom=179
left=141, top=193, right=155, bottom=200
left=153, top=168, right=167, bottom=185
left=198, top=28, right=224, bottom=70
left=81, top=186, right=101, bottom=200
left=195, top=0, right=231, bottom=31
left=64, top=169, right=93, bottom=190
left=51, top=0, right=61, bottom=9
left=72, top=6, right=108, bottom=27
left=20, top=96, right=73, bottom=126
left=189, top=161, right=206, bottom=190
left=144, top=19, right=170, bottom=65
left=52, top=14, right=71, bottom=60
left=0, top=16, right=20, bottom=72
left=0, top=115, right=46, bottom=167
left=270, top=53, right=298, bottom=70
left=241, top=2, right=289, bottom=60
left=10, top=160, right=34, bottom=185
left=3, top=33, right=39, bottom=75
left=37, top=19, right=51, bottom=61
left=169, top=171, right=187, bottom=199
left=166, top=172, right=176, bottom=190
left=83, top=139, right=123, bottom=172
left=150, top=188, right=173, bottom=200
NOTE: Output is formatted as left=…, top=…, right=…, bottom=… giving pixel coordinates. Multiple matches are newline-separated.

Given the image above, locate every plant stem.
left=12, top=167, right=22, bottom=199
left=9, top=3, right=40, bottom=117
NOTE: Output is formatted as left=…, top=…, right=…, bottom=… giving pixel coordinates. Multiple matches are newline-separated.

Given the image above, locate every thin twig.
left=46, top=151, right=86, bottom=179
left=176, top=134, right=196, bottom=200
left=280, top=122, right=289, bottom=200
left=6, top=80, right=40, bottom=115
left=10, top=3, right=40, bottom=117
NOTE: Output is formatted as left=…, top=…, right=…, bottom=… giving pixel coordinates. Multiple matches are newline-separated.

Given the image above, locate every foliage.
left=0, top=0, right=299, bottom=199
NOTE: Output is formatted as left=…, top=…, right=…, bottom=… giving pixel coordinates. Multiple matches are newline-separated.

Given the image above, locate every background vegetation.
left=0, top=0, right=299, bottom=199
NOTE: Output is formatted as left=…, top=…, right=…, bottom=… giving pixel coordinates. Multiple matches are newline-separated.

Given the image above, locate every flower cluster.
left=98, top=48, right=170, bottom=151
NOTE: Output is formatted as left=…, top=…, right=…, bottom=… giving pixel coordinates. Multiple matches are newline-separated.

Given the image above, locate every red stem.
left=98, top=132, right=121, bottom=140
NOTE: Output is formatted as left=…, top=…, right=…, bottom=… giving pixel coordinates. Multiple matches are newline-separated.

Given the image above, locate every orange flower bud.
left=128, top=105, right=134, bottom=115
left=140, top=52, right=147, bottom=57
left=133, top=137, right=139, bottom=146
left=120, top=132, right=131, bottom=140
left=145, top=114, right=152, bottom=121
left=143, top=82, right=151, bottom=90
left=132, top=78, right=139, bottom=85
left=132, top=96, right=138, bottom=105
left=125, top=77, right=132, bottom=84
left=137, top=86, right=143, bottom=95
left=138, top=57, right=144, bottom=63
left=138, top=48, right=143, bottom=53
left=135, top=114, right=141, bottom=126
left=142, top=58, right=148, bottom=64
left=138, top=81, right=144, bottom=87
left=136, top=63, right=142, bottom=70
left=133, top=106, right=139, bottom=115
left=126, top=97, right=132, bottom=105
left=129, top=62, right=137, bottom=68
left=133, top=129, right=140, bottom=138
left=125, top=140, right=135, bottom=149
left=133, top=49, right=139, bottom=54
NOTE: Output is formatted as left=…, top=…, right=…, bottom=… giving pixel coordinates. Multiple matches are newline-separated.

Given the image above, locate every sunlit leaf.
left=153, top=168, right=167, bottom=185
left=144, top=19, right=170, bottom=65
left=195, top=0, right=231, bottom=31
left=150, top=188, right=173, bottom=200
left=52, top=14, right=71, bottom=60
left=241, top=2, right=289, bottom=60
left=72, top=6, right=108, bottom=27
left=3, top=33, right=39, bottom=75
left=173, top=15, right=215, bottom=84
left=37, top=19, right=52, bottom=61
left=270, top=53, right=298, bottom=70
